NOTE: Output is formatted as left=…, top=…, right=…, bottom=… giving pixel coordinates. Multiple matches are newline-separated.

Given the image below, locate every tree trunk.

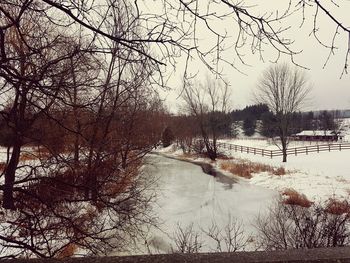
left=90, top=171, right=98, bottom=202
left=282, top=150, right=287, bottom=162
left=281, top=139, right=287, bottom=163
left=207, top=149, right=217, bottom=161
left=3, top=141, right=21, bottom=210
left=74, top=138, right=79, bottom=165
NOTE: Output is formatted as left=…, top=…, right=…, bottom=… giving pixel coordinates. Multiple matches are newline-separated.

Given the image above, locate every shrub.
left=282, top=188, right=313, bottom=208
left=173, top=223, right=202, bottom=253
left=273, top=167, right=286, bottom=176
left=325, top=198, right=350, bottom=215
left=171, top=216, right=250, bottom=253
left=192, top=140, right=205, bottom=154
left=57, top=244, right=78, bottom=258
left=256, top=200, right=350, bottom=250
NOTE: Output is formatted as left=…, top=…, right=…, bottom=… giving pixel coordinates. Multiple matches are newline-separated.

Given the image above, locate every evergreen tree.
left=243, top=117, right=256, bottom=136
left=162, top=126, right=175, bottom=147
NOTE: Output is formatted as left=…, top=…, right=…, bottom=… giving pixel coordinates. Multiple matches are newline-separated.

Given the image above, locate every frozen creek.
left=142, top=154, right=278, bottom=253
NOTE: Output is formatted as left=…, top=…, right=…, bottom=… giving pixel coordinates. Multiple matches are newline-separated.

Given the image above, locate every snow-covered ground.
left=222, top=147, right=350, bottom=203
left=215, top=118, right=350, bottom=203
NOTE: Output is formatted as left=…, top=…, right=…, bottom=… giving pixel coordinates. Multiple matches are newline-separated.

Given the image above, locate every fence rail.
left=216, top=141, right=350, bottom=158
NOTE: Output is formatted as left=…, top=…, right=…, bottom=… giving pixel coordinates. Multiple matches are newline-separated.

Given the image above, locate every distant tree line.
left=259, top=110, right=340, bottom=138
left=164, top=105, right=341, bottom=148
left=230, top=104, right=269, bottom=137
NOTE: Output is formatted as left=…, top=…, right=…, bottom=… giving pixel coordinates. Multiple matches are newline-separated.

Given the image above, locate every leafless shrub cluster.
left=173, top=223, right=202, bottom=253
left=202, top=217, right=249, bottom=252
left=256, top=200, right=350, bottom=250
left=172, top=216, right=250, bottom=253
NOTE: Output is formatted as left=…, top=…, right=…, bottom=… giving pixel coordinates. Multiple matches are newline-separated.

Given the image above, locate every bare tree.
left=255, top=63, right=311, bottom=162
left=182, top=76, right=230, bottom=160
left=0, top=5, right=79, bottom=209
left=0, top=1, right=163, bottom=257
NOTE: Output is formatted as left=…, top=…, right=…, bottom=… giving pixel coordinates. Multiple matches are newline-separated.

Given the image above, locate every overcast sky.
left=153, top=1, right=350, bottom=113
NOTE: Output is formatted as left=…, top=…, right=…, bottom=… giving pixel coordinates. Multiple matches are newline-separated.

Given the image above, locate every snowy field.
left=217, top=118, right=350, bottom=202
left=225, top=118, right=350, bottom=150
left=221, top=147, right=350, bottom=203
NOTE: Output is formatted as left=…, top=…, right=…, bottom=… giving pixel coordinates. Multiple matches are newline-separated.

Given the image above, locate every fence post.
left=262, top=149, right=264, bottom=157
left=295, top=148, right=297, bottom=156
left=241, top=146, right=243, bottom=152
left=270, top=151, right=272, bottom=159
left=254, top=148, right=256, bottom=155
left=329, top=145, right=330, bottom=152
left=317, top=145, right=319, bottom=153
left=235, top=145, right=237, bottom=152
left=340, top=144, right=342, bottom=151
left=247, top=148, right=249, bottom=154
left=306, top=147, right=308, bottom=155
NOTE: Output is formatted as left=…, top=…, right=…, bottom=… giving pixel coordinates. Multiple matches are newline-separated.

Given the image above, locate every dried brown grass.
left=178, top=152, right=197, bottom=160
left=33, top=146, right=51, bottom=159
left=57, top=243, right=78, bottom=258
left=19, top=152, right=37, bottom=162
left=274, top=167, right=286, bottom=176
left=325, top=198, right=350, bottom=215
left=220, top=160, right=287, bottom=179
left=220, top=161, right=252, bottom=179
left=282, top=188, right=313, bottom=208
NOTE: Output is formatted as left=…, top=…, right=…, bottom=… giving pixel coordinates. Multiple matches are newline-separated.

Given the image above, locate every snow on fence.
left=216, top=142, right=350, bottom=158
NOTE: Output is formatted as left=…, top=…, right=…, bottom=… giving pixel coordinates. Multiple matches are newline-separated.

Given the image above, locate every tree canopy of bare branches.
left=0, top=0, right=166, bottom=258
left=255, top=63, right=311, bottom=162
left=1, top=0, right=349, bottom=79
left=182, top=76, right=230, bottom=160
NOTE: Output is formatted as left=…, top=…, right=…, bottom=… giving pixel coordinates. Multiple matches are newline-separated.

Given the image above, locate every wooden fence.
left=216, top=141, right=350, bottom=158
